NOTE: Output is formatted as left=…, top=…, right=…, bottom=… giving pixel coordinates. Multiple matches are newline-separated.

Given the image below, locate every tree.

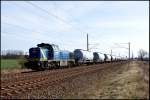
left=138, top=49, right=148, bottom=61
left=1, top=50, right=24, bottom=59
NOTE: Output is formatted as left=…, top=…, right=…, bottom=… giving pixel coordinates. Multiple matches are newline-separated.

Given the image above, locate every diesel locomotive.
left=25, top=43, right=75, bottom=70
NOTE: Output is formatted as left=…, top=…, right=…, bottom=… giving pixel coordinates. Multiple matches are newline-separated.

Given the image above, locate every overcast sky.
left=1, top=1, right=149, bottom=57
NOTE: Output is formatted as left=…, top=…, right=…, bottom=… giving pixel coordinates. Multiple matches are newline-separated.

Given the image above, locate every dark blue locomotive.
left=26, top=43, right=75, bottom=70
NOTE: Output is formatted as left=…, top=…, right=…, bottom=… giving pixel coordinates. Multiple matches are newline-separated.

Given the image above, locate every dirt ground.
left=15, top=61, right=149, bottom=99
left=1, top=69, right=32, bottom=74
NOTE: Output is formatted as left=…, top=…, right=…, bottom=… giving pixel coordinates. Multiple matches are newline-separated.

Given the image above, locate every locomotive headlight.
left=38, top=62, right=41, bottom=66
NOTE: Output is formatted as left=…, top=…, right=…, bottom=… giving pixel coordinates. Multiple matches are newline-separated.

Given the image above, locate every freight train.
left=25, top=43, right=128, bottom=70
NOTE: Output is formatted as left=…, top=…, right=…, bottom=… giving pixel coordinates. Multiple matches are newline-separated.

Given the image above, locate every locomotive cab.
left=27, top=47, right=48, bottom=70
left=37, top=43, right=59, bottom=60
left=29, top=47, right=48, bottom=61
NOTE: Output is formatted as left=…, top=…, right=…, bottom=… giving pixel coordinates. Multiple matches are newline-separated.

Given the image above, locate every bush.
left=18, top=57, right=28, bottom=69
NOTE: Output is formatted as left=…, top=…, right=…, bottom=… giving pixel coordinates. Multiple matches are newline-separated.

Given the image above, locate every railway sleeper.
left=2, top=92, right=12, bottom=96
left=3, top=86, right=16, bottom=90
left=0, top=96, right=5, bottom=98
left=15, top=88, right=27, bottom=93
left=25, top=87, right=33, bottom=90
left=12, top=90, right=21, bottom=94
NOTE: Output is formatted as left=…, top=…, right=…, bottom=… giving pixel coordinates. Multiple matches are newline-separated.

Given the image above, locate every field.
left=1, top=59, right=21, bottom=70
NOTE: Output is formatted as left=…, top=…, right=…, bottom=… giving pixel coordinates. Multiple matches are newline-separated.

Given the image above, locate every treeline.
left=137, top=49, right=149, bottom=61
left=1, top=50, right=25, bottom=59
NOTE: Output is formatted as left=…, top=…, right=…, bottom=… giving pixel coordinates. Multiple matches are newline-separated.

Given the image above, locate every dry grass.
left=90, top=61, right=149, bottom=99
left=62, top=61, right=149, bottom=99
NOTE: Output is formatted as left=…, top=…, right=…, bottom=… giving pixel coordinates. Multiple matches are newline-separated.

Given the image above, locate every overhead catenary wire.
left=2, top=14, right=82, bottom=43
left=3, top=15, right=77, bottom=40
left=2, top=22, right=59, bottom=37
left=1, top=32, right=37, bottom=43
left=3, top=2, right=129, bottom=58
left=2, top=22, right=56, bottom=43
left=4, top=2, right=84, bottom=45
left=3, top=21, right=126, bottom=57
left=3, top=22, right=39, bottom=33
left=51, top=3, right=113, bottom=50
left=9, top=2, right=83, bottom=35
left=25, top=1, right=108, bottom=51
left=51, top=1, right=84, bottom=28
left=89, top=34, right=114, bottom=48
left=9, top=2, right=53, bottom=23
left=2, top=22, right=82, bottom=48
left=12, top=2, right=115, bottom=50
left=3, top=15, right=47, bottom=31
left=25, top=1, right=83, bottom=33
left=24, top=1, right=86, bottom=48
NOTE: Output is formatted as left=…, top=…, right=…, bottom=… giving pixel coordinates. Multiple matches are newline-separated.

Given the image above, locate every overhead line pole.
left=129, top=42, right=130, bottom=60
left=87, top=33, right=89, bottom=51
left=111, top=49, right=112, bottom=55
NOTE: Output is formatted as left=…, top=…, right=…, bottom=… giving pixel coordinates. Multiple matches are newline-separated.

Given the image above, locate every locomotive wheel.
left=39, top=62, right=45, bottom=71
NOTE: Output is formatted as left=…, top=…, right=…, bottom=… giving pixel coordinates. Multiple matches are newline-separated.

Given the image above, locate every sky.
left=1, top=1, right=149, bottom=57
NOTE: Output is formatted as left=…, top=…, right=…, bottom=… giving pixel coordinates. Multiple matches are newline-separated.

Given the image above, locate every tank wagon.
left=93, top=52, right=105, bottom=63
left=74, top=49, right=94, bottom=65
left=112, top=55, right=116, bottom=61
left=116, top=56, right=121, bottom=61
left=104, top=54, right=112, bottom=62
left=107, top=55, right=112, bottom=62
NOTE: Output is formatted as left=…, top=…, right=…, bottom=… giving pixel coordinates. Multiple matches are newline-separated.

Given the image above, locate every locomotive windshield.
left=29, top=48, right=40, bottom=59
left=51, top=44, right=59, bottom=51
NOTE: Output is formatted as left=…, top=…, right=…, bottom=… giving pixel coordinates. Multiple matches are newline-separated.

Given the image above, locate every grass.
left=1, top=59, right=21, bottom=70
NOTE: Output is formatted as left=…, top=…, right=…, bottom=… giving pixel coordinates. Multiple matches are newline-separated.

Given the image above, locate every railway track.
left=1, top=61, right=128, bottom=99
left=1, top=62, right=120, bottom=83
left=1, top=64, right=102, bottom=84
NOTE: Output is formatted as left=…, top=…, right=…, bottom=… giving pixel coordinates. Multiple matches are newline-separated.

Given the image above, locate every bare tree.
left=138, top=49, right=148, bottom=61
left=1, top=50, right=24, bottom=59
